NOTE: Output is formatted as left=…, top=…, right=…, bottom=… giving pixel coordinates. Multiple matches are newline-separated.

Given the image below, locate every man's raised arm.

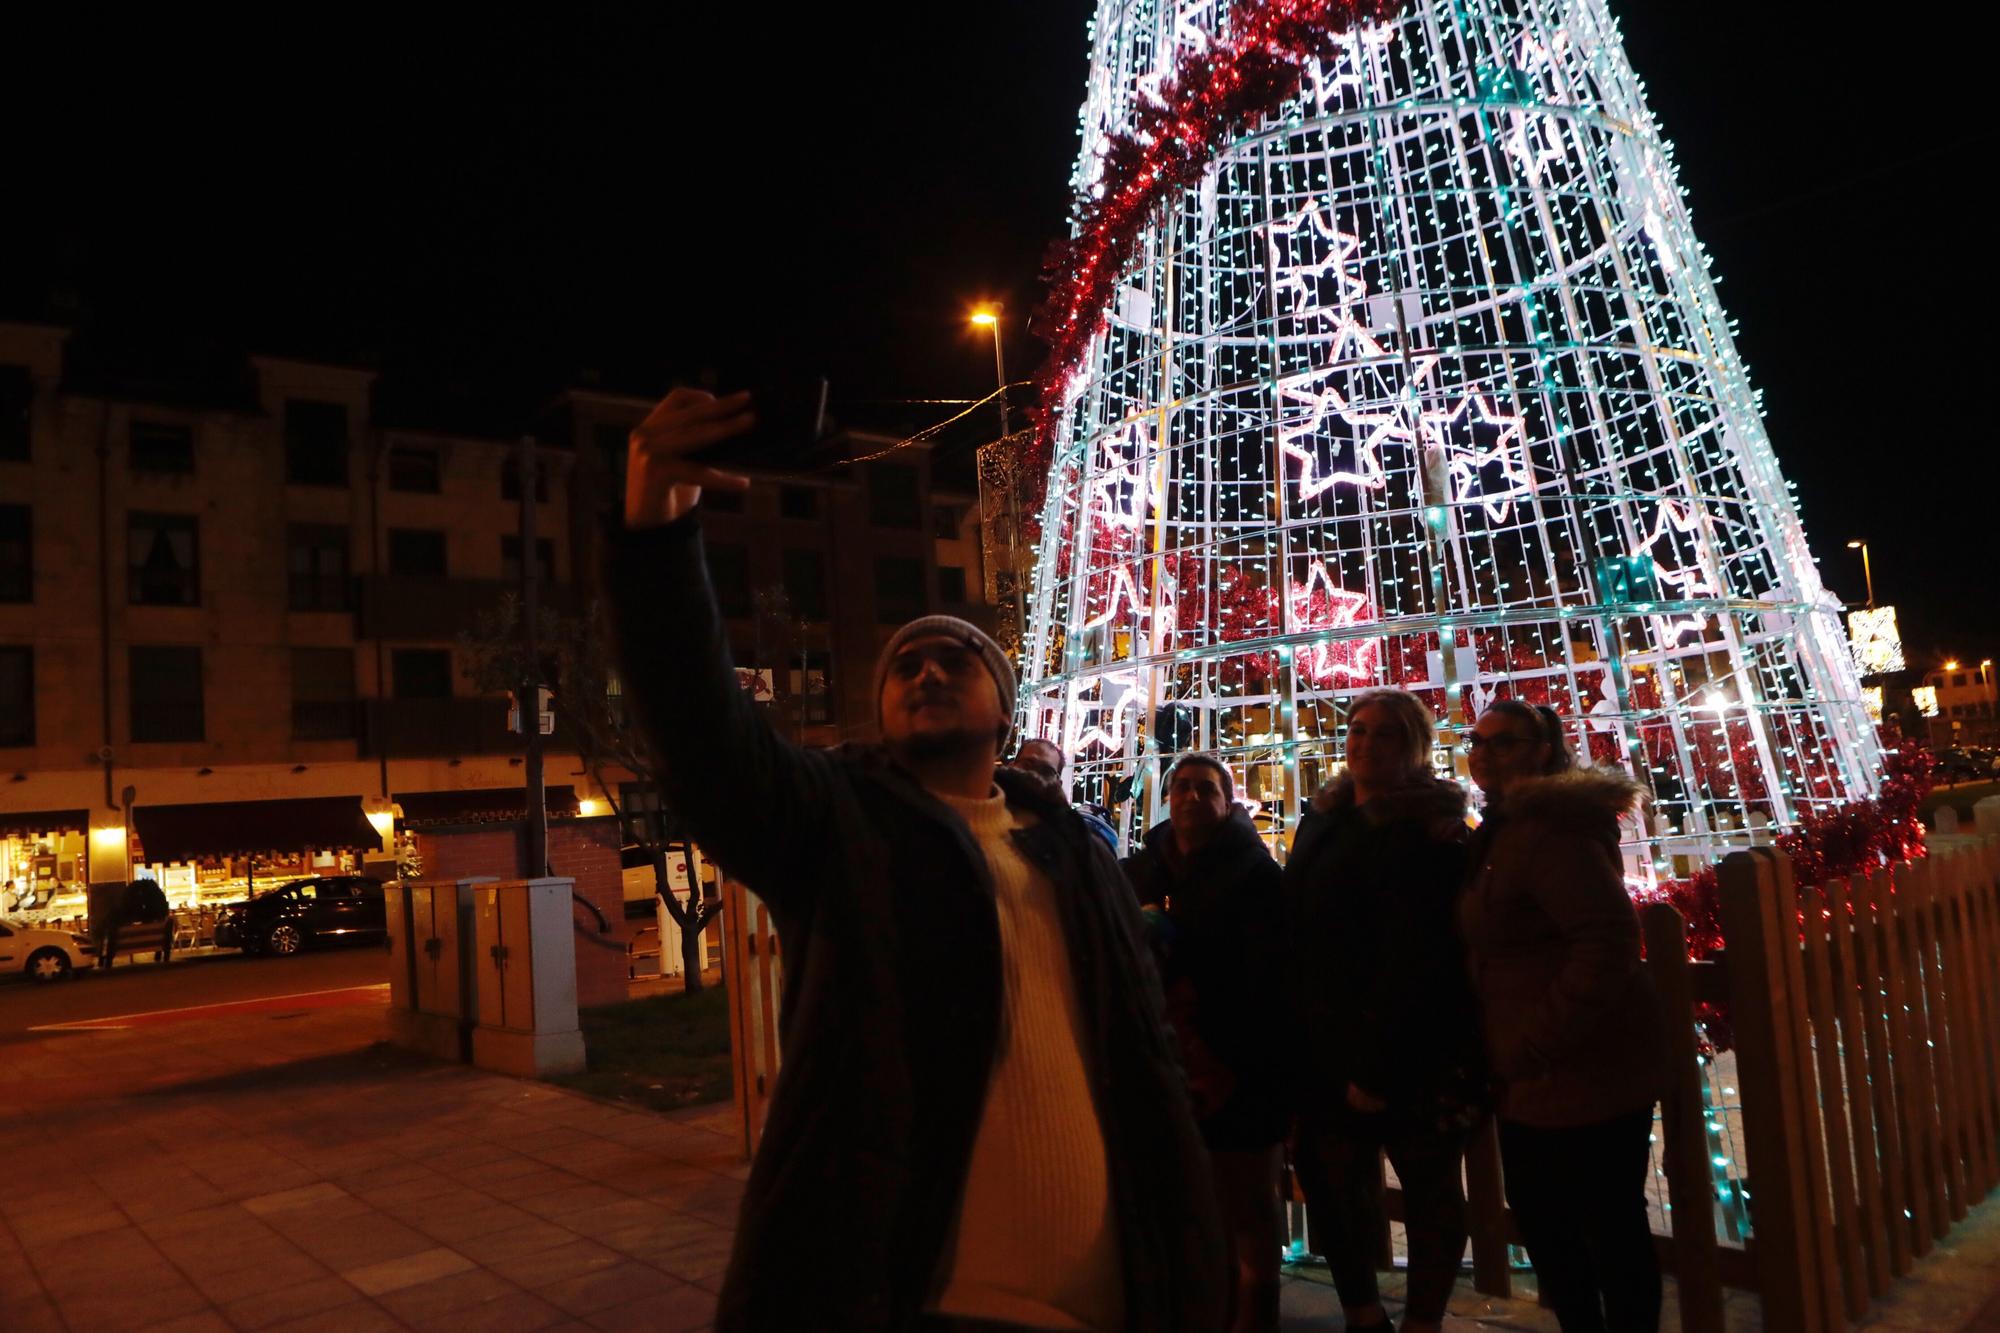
left=604, top=388, right=835, bottom=903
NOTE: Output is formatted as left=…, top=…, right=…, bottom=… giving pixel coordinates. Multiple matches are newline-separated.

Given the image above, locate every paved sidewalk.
left=4, top=992, right=1999, bottom=1331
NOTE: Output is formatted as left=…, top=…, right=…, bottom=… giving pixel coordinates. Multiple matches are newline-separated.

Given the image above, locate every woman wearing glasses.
left=1284, top=689, right=1483, bottom=1333
left=1460, top=701, right=1665, bottom=1332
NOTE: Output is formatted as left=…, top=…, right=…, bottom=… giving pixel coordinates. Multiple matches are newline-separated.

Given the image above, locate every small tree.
left=462, top=595, right=723, bottom=989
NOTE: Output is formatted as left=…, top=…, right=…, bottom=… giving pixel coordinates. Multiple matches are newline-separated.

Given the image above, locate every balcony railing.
left=359, top=697, right=571, bottom=759
left=355, top=575, right=577, bottom=641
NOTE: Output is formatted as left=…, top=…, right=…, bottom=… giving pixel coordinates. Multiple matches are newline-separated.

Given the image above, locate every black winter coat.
left=1283, top=776, right=1483, bottom=1123
left=606, top=513, right=1226, bottom=1332
left=1121, top=809, right=1289, bottom=1149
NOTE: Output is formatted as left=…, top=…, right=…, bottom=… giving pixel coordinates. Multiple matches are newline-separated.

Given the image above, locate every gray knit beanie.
left=873, top=615, right=1016, bottom=740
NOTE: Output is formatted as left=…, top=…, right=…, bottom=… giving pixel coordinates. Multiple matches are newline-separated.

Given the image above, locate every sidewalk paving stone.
left=375, top=1266, right=524, bottom=1323
left=11, top=990, right=2000, bottom=1331
left=533, top=1258, right=688, bottom=1317
left=219, top=1275, right=366, bottom=1331
left=487, top=1237, right=625, bottom=1290
left=342, top=1243, right=476, bottom=1296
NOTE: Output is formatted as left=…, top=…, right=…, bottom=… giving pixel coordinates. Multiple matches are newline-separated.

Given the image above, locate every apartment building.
left=1922, top=659, right=1998, bottom=749
left=0, top=323, right=992, bottom=917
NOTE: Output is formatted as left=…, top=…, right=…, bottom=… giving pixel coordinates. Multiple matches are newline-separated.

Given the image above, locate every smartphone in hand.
left=695, top=376, right=831, bottom=469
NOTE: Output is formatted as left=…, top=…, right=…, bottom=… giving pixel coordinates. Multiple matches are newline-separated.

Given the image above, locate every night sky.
left=7, top=4, right=1991, bottom=663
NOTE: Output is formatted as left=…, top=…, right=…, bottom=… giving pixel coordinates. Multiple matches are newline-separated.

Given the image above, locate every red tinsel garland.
left=1027, top=0, right=1404, bottom=492
left=1645, top=742, right=1934, bottom=964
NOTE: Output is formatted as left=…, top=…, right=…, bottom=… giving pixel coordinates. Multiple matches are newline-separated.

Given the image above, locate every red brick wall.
left=414, top=817, right=629, bottom=1012
left=414, top=827, right=519, bottom=883
left=550, top=818, right=628, bottom=1009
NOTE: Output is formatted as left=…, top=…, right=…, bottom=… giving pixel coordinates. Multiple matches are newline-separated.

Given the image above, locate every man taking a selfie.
left=607, top=387, right=1225, bottom=1332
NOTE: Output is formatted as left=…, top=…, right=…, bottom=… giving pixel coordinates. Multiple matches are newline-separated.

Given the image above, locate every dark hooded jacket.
left=1283, top=775, right=1483, bottom=1122
left=1121, top=808, right=1289, bottom=1149
left=605, top=512, right=1226, bottom=1332
left=1460, top=767, right=1666, bottom=1128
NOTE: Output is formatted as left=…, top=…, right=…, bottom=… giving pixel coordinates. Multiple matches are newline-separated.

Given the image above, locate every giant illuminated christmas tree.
left=1016, top=0, right=1882, bottom=875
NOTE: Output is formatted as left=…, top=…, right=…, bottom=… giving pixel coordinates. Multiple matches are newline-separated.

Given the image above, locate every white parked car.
left=0, top=917, right=94, bottom=983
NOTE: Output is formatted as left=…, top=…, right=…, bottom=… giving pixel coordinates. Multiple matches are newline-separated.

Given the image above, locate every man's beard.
left=893, top=725, right=995, bottom=765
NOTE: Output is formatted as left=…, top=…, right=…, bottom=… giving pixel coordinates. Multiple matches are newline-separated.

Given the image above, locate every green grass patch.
left=550, top=983, right=734, bottom=1114
left=1921, top=780, right=2000, bottom=828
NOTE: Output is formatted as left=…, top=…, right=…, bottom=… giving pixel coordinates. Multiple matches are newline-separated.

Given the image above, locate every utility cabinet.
left=470, top=877, right=586, bottom=1077
left=385, top=876, right=491, bottom=1062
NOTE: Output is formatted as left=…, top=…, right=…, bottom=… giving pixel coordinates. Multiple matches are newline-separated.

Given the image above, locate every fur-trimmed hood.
left=1309, top=772, right=1469, bottom=842
left=1486, top=766, right=1642, bottom=831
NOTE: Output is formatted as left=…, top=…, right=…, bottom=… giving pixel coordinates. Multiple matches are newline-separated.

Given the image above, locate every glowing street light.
left=1846, top=539, right=1875, bottom=608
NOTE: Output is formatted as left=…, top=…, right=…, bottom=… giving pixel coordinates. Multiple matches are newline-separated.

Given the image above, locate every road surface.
left=0, top=942, right=389, bottom=1037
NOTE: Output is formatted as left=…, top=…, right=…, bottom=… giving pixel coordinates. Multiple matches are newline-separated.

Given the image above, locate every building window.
left=0, top=365, right=29, bottom=461
left=388, top=528, right=447, bottom=577
left=0, top=505, right=28, bottom=603
left=0, top=646, right=30, bottom=747
left=874, top=556, right=927, bottom=623
left=284, top=399, right=349, bottom=486
left=594, top=421, right=629, bottom=471
left=780, top=486, right=819, bottom=520
left=130, top=645, right=204, bottom=743
left=391, top=649, right=453, bottom=699
left=619, top=781, right=681, bottom=845
left=500, top=455, right=550, bottom=502
left=500, top=536, right=556, bottom=584
left=291, top=647, right=356, bottom=740
left=130, top=421, right=194, bottom=474
left=128, top=512, right=200, bottom=606
left=782, top=549, right=827, bottom=620
left=707, top=543, right=751, bottom=619
left=789, top=652, right=833, bottom=725
left=934, top=503, right=961, bottom=541
left=286, top=524, right=350, bottom=611
left=938, top=565, right=967, bottom=604
left=1954, top=673, right=1969, bottom=688
left=388, top=444, right=442, bottom=493
left=868, top=462, right=922, bottom=529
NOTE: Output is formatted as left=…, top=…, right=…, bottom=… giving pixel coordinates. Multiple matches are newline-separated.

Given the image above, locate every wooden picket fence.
left=1626, top=832, right=2000, bottom=1331
left=719, top=830, right=2000, bottom=1333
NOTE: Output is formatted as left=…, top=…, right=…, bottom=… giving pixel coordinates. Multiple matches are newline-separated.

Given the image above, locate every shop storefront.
left=1, top=809, right=90, bottom=922
left=130, top=796, right=390, bottom=911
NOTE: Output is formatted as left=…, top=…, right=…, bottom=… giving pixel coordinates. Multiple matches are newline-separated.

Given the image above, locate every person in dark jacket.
left=614, top=388, right=1226, bottom=1333
left=1283, top=688, right=1479, bottom=1333
left=1461, top=700, right=1665, bottom=1333
left=1010, top=737, right=1119, bottom=854
left=1121, top=754, right=1287, bottom=1333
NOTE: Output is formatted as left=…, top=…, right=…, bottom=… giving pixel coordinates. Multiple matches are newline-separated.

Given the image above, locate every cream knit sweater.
left=931, top=788, right=1123, bottom=1332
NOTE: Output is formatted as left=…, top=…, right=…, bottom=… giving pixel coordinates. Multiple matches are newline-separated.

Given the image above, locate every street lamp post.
left=971, top=306, right=1026, bottom=651
left=971, top=308, right=1011, bottom=440
left=1846, top=539, right=1875, bottom=609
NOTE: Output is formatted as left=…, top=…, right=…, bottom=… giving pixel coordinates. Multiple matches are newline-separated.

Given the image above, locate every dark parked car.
left=215, top=876, right=387, bottom=956
left=1935, top=747, right=2000, bottom=784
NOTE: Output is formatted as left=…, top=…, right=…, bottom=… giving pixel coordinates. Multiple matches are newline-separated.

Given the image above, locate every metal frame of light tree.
left=1019, top=0, right=1881, bottom=877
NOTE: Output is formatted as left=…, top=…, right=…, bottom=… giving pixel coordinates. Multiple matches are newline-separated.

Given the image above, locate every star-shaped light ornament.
left=1421, top=394, right=1534, bottom=522
left=1276, top=338, right=1439, bottom=506
left=1063, top=668, right=1144, bottom=756
left=1288, top=562, right=1383, bottom=688
left=1088, top=420, right=1160, bottom=533
left=1634, top=500, right=1718, bottom=645
left=1266, top=199, right=1368, bottom=319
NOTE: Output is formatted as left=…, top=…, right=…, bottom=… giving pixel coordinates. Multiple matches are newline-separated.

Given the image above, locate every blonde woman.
left=1283, top=689, right=1482, bottom=1333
